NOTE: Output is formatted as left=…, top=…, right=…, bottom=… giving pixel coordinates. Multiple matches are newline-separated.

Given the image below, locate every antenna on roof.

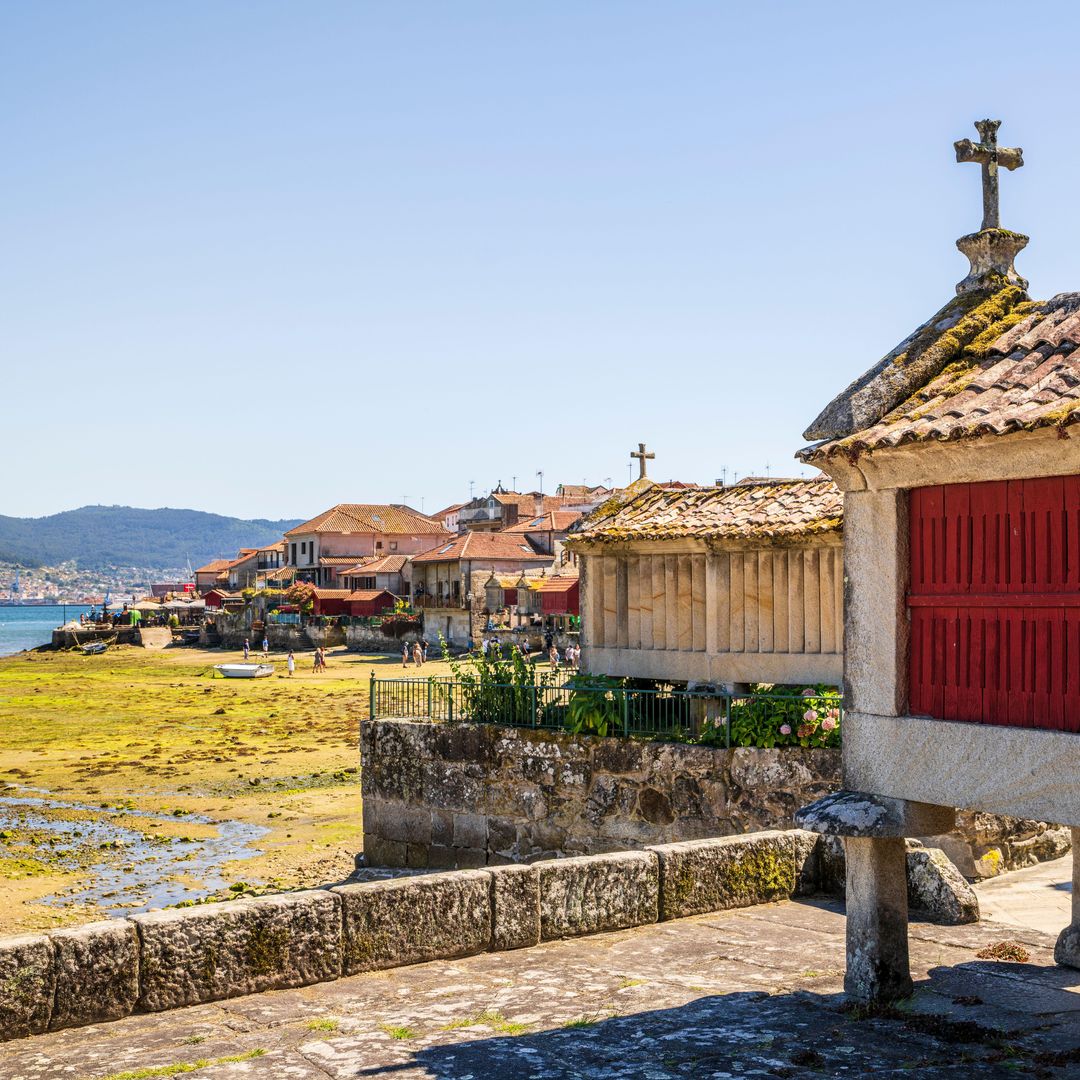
left=512, top=475, right=517, bottom=490
left=536, top=470, right=544, bottom=495
left=469, top=480, right=475, bottom=499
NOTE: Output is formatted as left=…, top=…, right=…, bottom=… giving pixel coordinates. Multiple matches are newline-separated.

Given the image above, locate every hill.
left=0, top=506, right=303, bottom=570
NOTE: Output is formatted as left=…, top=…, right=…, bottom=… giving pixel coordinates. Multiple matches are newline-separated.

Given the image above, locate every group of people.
left=478, top=635, right=580, bottom=669
left=402, top=639, right=430, bottom=667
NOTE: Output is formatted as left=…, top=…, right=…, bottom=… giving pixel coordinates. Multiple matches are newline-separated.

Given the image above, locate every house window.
left=376, top=541, right=383, bottom=551
left=389, top=541, right=398, bottom=551
left=908, top=476, right=1080, bottom=731
left=300, top=542, right=307, bottom=555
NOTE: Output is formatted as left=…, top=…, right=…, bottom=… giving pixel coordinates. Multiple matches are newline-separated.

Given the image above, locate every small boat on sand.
left=82, top=641, right=109, bottom=655
left=214, top=663, right=275, bottom=679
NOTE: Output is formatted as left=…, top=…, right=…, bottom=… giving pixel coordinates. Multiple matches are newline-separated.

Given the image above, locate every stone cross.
left=954, top=119, right=1023, bottom=231
left=631, top=442, right=655, bottom=480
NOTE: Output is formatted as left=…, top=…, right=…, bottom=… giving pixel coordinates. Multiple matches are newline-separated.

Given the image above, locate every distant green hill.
left=0, top=506, right=303, bottom=570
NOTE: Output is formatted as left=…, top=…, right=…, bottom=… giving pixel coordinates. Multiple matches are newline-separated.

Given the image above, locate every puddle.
left=0, top=794, right=268, bottom=915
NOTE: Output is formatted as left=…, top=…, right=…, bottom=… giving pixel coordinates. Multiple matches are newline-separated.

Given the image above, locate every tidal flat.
left=0, top=643, right=449, bottom=933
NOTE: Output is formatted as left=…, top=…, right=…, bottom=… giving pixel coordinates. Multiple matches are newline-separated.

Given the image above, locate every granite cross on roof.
left=954, top=119, right=1023, bottom=231
left=631, top=442, right=655, bottom=480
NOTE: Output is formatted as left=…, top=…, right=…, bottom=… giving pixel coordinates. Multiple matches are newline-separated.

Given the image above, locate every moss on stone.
left=244, top=922, right=289, bottom=976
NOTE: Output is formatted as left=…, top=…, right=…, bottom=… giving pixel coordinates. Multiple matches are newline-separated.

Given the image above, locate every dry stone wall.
left=361, top=720, right=1070, bottom=877
left=360, top=720, right=842, bottom=869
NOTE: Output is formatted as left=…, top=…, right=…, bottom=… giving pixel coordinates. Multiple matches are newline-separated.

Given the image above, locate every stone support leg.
left=844, top=836, right=913, bottom=1002
left=1053, top=827, right=1080, bottom=969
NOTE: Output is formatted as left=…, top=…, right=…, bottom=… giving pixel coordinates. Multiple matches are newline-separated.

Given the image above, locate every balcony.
left=457, top=506, right=504, bottom=524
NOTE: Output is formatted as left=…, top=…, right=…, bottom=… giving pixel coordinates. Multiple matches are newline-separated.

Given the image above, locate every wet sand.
left=0, top=642, right=452, bottom=933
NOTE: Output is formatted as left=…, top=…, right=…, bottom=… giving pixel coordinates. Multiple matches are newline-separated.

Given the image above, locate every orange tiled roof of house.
left=412, top=531, right=553, bottom=564
left=338, top=554, right=409, bottom=576
left=318, top=555, right=371, bottom=566
left=526, top=574, right=580, bottom=593
left=503, top=511, right=583, bottom=533
left=312, top=588, right=394, bottom=600
left=801, top=289, right=1080, bottom=462
left=285, top=504, right=447, bottom=537
left=569, top=477, right=842, bottom=543
left=194, top=559, right=232, bottom=575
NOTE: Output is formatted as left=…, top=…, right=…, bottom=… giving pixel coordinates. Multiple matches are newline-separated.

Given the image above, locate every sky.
left=5, top=1, right=1080, bottom=521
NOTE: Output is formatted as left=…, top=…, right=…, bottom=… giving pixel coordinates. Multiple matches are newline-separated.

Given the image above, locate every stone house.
left=284, top=504, right=450, bottom=586
left=567, top=477, right=843, bottom=689
left=411, top=531, right=556, bottom=645
left=795, top=120, right=1080, bottom=1000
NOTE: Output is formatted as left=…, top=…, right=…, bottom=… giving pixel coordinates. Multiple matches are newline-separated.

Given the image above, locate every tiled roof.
left=569, top=478, right=842, bottom=542
left=801, top=288, right=1080, bottom=462
left=312, top=588, right=394, bottom=601
left=339, top=554, right=409, bottom=576
left=525, top=574, right=580, bottom=593
left=503, top=511, right=583, bottom=533
left=412, top=531, right=553, bottom=564
left=194, top=559, right=231, bottom=575
left=264, top=567, right=296, bottom=583
left=318, top=555, right=370, bottom=566
left=432, top=503, right=465, bottom=518
left=285, top=504, right=447, bottom=537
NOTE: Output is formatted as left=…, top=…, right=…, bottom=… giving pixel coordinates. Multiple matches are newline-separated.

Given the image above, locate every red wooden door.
left=908, top=476, right=1080, bottom=732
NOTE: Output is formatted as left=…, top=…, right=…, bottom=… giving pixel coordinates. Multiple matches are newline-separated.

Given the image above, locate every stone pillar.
left=1054, top=827, right=1080, bottom=969
left=844, top=836, right=913, bottom=1002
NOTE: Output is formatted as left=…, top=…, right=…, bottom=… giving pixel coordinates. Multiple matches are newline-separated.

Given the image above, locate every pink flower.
left=827, top=707, right=840, bottom=721
left=779, top=724, right=792, bottom=736
left=803, top=708, right=818, bottom=723
left=801, top=688, right=816, bottom=697
left=821, top=716, right=837, bottom=732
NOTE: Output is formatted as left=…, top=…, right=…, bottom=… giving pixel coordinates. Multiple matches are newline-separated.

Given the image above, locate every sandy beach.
left=0, top=642, right=453, bottom=934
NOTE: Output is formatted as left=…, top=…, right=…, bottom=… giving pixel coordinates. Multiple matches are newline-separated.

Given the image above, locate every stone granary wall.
left=361, top=720, right=1071, bottom=876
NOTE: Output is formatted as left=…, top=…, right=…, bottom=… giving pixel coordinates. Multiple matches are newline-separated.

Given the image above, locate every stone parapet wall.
left=361, top=720, right=1070, bottom=877
left=0, top=830, right=979, bottom=1043
left=0, top=831, right=820, bottom=1043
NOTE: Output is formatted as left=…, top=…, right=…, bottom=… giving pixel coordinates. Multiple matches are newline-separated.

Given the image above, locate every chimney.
left=533, top=493, right=544, bottom=517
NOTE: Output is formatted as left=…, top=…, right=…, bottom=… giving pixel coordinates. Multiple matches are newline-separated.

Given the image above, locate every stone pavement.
left=4, top=894, right=1080, bottom=1079
left=975, top=852, right=1073, bottom=937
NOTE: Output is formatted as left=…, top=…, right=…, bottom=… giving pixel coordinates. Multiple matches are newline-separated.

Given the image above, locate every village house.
left=283, top=504, right=450, bottom=586
left=411, top=530, right=556, bottom=645
left=456, top=486, right=580, bottom=533
left=193, top=559, right=231, bottom=594
left=432, top=503, right=465, bottom=533
left=337, top=554, right=411, bottom=599
left=568, top=453, right=843, bottom=689
left=795, top=121, right=1080, bottom=1001
left=501, top=509, right=583, bottom=566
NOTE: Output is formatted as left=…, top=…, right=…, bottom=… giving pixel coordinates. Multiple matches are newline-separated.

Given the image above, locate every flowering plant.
left=723, top=684, right=842, bottom=749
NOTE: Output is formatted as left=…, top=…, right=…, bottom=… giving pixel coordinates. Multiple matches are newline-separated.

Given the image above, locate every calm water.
left=0, top=605, right=91, bottom=656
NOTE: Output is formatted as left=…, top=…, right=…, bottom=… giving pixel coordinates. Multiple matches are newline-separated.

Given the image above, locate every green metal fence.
left=368, top=676, right=843, bottom=747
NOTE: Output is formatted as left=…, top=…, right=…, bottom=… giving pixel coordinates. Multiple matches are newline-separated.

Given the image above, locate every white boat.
left=214, top=663, right=275, bottom=679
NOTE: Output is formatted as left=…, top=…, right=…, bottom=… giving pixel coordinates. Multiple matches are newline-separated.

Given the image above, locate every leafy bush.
left=441, top=637, right=557, bottom=726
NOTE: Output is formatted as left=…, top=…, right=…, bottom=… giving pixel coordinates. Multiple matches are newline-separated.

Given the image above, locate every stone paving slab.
left=3, top=899, right=1080, bottom=1079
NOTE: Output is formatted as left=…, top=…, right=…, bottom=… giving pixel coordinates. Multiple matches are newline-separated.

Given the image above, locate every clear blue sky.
left=5, top=2, right=1080, bottom=521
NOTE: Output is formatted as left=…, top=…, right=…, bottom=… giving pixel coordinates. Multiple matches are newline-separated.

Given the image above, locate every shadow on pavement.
left=347, top=979, right=1080, bottom=1079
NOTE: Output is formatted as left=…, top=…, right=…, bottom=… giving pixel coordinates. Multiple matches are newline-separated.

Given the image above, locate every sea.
left=0, top=605, right=92, bottom=657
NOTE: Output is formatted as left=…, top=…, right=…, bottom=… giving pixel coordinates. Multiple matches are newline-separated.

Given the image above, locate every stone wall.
left=361, top=720, right=1071, bottom=877
left=0, top=829, right=978, bottom=1043
left=361, top=719, right=841, bottom=868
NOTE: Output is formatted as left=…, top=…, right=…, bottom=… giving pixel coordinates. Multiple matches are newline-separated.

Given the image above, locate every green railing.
left=368, top=676, right=843, bottom=748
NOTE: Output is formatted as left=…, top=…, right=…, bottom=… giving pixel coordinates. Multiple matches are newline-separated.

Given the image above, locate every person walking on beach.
left=312, top=648, right=321, bottom=674
left=412, top=641, right=423, bottom=667
left=549, top=643, right=560, bottom=669
left=262, top=635, right=269, bottom=658
left=402, top=641, right=409, bottom=668
left=243, top=638, right=250, bottom=661
left=420, top=637, right=429, bottom=663
left=287, top=650, right=295, bottom=677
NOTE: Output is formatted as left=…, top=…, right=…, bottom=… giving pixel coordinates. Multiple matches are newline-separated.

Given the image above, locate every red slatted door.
left=908, top=476, right=1080, bottom=733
